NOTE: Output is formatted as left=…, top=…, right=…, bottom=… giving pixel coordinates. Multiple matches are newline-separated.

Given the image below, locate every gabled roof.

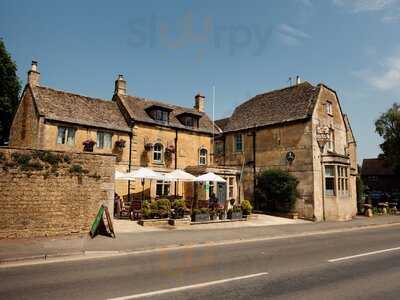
left=116, top=94, right=215, bottom=134
left=362, top=158, right=396, bottom=176
left=219, top=82, right=320, bottom=132
left=30, top=85, right=131, bottom=132
left=214, top=117, right=230, bottom=131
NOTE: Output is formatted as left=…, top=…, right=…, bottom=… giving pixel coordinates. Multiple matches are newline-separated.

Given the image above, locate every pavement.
left=1, top=223, right=400, bottom=299
left=1, top=215, right=400, bottom=265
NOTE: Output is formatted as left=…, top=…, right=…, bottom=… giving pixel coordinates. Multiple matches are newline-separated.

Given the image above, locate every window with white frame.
left=325, top=101, right=333, bottom=115
left=156, top=180, right=170, bottom=196
left=56, top=126, right=75, bottom=145
left=154, top=110, right=169, bottom=123
left=337, top=166, right=349, bottom=196
left=96, top=131, right=112, bottom=148
left=153, top=143, right=163, bottom=163
left=235, top=134, right=243, bottom=152
left=199, top=148, right=208, bottom=165
left=325, top=165, right=335, bottom=196
left=327, top=129, right=335, bottom=152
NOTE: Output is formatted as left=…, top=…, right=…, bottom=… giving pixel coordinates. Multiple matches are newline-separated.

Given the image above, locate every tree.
left=375, top=103, right=400, bottom=174
left=0, top=39, right=21, bottom=145
left=256, top=169, right=299, bottom=213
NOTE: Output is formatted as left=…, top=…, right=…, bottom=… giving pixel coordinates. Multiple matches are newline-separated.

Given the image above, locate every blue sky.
left=1, top=0, right=400, bottom=162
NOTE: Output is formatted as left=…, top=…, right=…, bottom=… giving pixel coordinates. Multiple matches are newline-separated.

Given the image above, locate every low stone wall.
left=0, top=148, right=115, bottom=239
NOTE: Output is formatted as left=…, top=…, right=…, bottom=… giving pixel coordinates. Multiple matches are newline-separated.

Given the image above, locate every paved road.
left=1, top=225, right=400, bottom=300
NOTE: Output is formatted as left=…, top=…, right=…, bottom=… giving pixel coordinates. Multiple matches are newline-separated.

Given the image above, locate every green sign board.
left=90, top=205, right=105, bottom=238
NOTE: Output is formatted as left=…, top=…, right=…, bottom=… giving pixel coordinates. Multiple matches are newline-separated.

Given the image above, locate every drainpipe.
left=174, top=129, right=178, bottom=196
left=127, top=125, right=133, bottom=202
left=252, top=126, right=257, bottom=207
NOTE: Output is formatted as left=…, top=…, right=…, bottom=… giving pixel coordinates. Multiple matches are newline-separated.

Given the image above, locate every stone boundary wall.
left=0, top=147, right=115, bottom=239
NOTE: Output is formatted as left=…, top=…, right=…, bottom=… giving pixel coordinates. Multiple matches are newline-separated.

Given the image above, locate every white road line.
left=328, top=246, right=400, bottom=263
left=107, top=272, right=269, bottom=300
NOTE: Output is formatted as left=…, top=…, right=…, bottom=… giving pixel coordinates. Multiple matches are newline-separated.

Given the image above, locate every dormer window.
left=146, top=105, right=172, bottom=124
left=154, top=110, right=169, bottom=123
left=177, top=112, right=201, bottom=128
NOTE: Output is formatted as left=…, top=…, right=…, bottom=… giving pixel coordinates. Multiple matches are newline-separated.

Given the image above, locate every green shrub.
left=12, top=152, right=32, bottom=167
left=200, top=207, right=209, bottom=214
left=63, top=154, right=72, bottom=163
left=172, top=199, right=186, bottom=219
left=27, top=161, right=44, bottom=171
left=241, top=200, right=253, bottom=215
left=142, top=200, right=152, bottom=219
left=41, top=151, right=62, bottom=165
left=69, top=164, right=88, bottom=174
left=256, top=169, right=299, bottom=213
left=149, top=200, right=159, bottom=218
left=157, top=199, right=171, bottom=218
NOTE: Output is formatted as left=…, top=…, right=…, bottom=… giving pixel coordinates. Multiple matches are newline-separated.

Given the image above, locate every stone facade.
left=0, top=148, right=115, bottom=239
left=9, top=61, right=357, bottom=221
left=216, top=83, right=358, bottom=221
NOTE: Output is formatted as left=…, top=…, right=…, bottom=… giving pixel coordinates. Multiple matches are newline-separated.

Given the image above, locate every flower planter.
left=228, top=211, right=243, bottom=220
left=192, top=213, right=210, bottom=222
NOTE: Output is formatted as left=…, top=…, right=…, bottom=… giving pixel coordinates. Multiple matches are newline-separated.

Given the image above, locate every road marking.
left=328, top=246, right=400, bottom=263
left=107, top=272, right=268, bottom=300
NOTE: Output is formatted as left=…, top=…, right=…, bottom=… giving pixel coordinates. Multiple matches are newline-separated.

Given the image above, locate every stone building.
left=215, top=81, right=358, bottom=221
left=10, top=62, right=357, bottom=221
left=10, top=62, right=240, bottom=207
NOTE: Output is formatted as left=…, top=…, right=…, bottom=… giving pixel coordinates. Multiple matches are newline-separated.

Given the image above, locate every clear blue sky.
left=1, top=0, right=399, bottom=162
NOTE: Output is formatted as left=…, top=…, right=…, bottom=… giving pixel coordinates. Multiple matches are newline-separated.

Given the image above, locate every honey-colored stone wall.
left=121, top=123, right=212, bottom=201
left=311, top=85, right=357, bottom=221
left=9, top=87, right=40, bottom=149
left=222, top=120, right=315, bottom=218
left=0, top=148, right=115, bottom=239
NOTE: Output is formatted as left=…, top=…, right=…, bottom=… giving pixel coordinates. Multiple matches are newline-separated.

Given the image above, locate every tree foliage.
left=0, top=39, right=21, bottom=145
left=375, top=103, right=400, bottom=174
left=256, top=169, right=299, bottom=213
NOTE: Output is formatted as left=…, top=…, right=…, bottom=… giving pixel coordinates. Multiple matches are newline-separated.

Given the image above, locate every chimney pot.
left=194, top=93, right=205, bottom=112
left=114, top=74, right=127, bottom=96
left=28, top=60, right=40, bottom=86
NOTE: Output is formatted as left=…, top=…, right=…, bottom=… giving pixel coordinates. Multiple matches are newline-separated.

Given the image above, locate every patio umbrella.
left=131, top=168, right=164, bottom=180
left=164, top=169, right=196, bottom=197
left=164, top=169, right=196, bottom=181
left=131, top=168, right=165, bottom=201
left=115, top=170, right=136, bottom=180
left=195, top=172, right=226, bottom=182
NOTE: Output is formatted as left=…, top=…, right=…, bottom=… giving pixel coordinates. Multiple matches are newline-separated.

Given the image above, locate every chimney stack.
left=296, top=75, right=301, bottom=85
left=194, top=94, right=205, bottom=112
left=28, top=60, right=40, bottom=86
left=114, top=74, right=127, bottom=96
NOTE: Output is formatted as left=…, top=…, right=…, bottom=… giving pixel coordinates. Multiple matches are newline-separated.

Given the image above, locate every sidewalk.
left=1, top=215, right=400, bottom=264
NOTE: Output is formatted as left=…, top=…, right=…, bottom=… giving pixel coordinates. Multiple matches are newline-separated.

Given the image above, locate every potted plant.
left=191, top=207, right=210, bottom=222
left=172, top=199, right=186, bottom=219
left=164, top=145, right=175, bottom=163
left=83, top=139, right=96, bottom=152
left=141, top=200, right=152, bottom=219
left=228, top=205, right=243, bottom=220
left=115, top=139, right=126, bottom=150
left=241, top=200, right=253, bottom=217
left=157, top=198, right=171, bottom=218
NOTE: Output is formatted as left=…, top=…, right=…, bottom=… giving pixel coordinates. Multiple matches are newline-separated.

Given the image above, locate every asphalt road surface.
left=1, top=225, right=400, bottom=300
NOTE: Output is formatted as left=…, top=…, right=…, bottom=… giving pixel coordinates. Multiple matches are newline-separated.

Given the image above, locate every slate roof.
left=30, top=86, right=130, bottom=132
left=219, top=82, right=320, bottom=132
left=214, top=117, right=230, bottom=131
left=362, top=158, right=396, bottom=176
left=117, top=94, right=216, bottom=134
